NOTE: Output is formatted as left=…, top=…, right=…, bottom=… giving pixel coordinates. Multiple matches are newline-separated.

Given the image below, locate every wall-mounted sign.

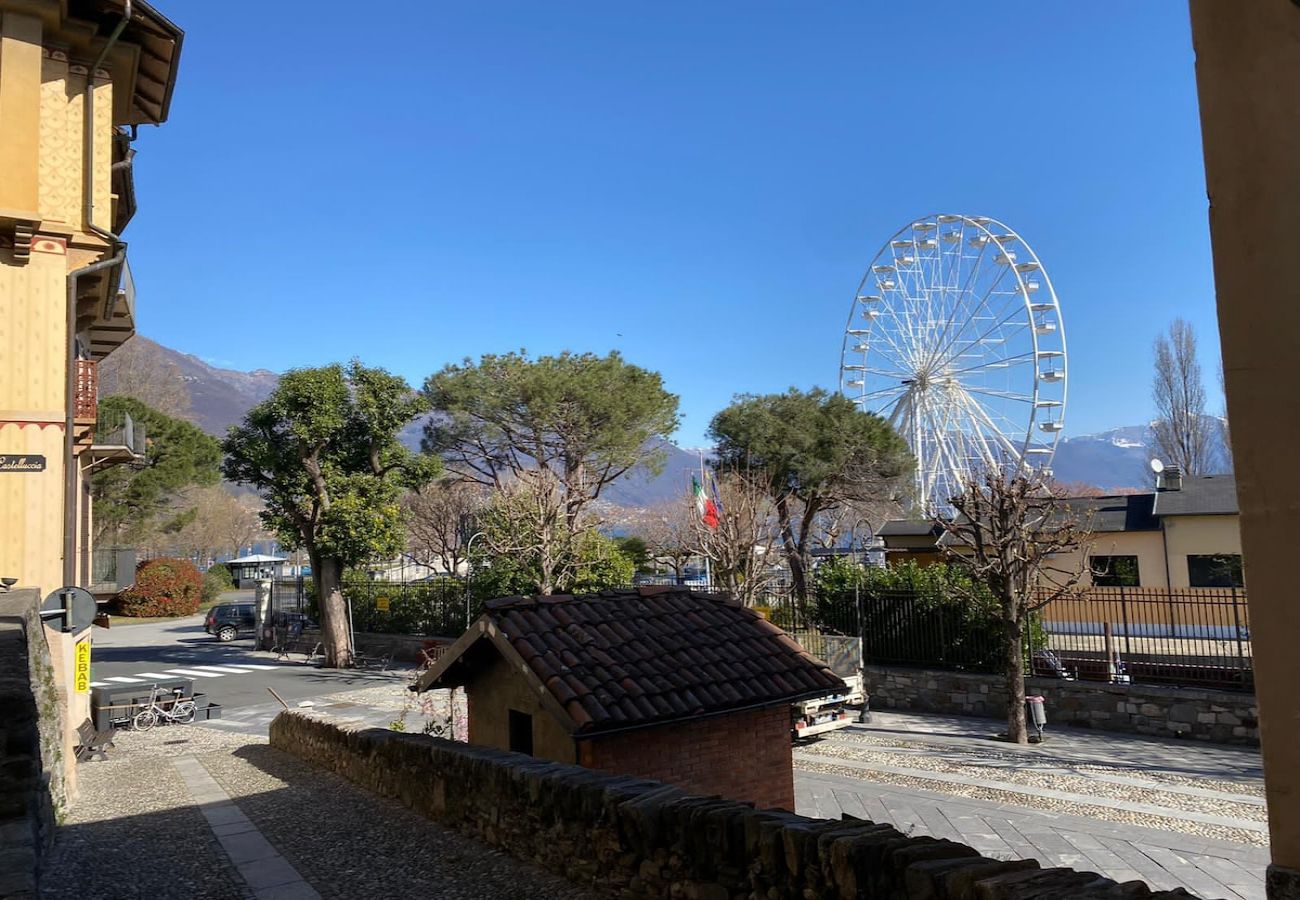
left=74, top=639, right=91, bottom=694
left=376, top=596, right=390, bottom=612
left=0, top=455, right=45, bottom=472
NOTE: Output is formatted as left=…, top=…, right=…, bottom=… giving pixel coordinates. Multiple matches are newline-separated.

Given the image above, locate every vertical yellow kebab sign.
left=74, top=639, right=91, bottom=694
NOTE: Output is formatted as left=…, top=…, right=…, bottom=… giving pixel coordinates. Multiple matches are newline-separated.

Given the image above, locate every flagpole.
left=699, top=449, right=712, bottom=589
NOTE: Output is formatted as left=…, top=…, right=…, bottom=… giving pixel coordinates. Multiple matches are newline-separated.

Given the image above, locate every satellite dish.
left=1150, top=458, right=1165, bottom=474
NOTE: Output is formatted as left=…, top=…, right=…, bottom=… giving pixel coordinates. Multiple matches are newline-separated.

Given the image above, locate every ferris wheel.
left=839, top=214, right=1067, bottom=515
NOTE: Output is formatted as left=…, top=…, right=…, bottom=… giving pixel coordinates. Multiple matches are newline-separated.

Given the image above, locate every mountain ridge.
left=106, top=336, right=1209, bottom=503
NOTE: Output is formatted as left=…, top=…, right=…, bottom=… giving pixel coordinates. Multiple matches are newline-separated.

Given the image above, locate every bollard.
left=1025, top=695, right=1048, bottom=742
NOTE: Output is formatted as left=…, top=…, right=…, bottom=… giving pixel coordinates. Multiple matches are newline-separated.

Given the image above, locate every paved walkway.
left=793, top=711, right=1267, bottom=900
left=43, top=682, right=1268, bottom=900
left=40, top=690, right=592, bottom=900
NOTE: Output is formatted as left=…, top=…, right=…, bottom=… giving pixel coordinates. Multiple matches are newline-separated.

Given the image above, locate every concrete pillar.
left=254, top=579, right=272, bottom=649
left=1189, top=2, right=1300, bottom=895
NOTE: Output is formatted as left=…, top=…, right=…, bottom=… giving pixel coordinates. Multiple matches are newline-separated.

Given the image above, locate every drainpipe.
left=63, top=2, right=132, bottom=586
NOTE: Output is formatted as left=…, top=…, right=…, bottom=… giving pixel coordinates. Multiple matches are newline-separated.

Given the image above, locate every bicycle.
left=132, top=685, right=197, bottom=731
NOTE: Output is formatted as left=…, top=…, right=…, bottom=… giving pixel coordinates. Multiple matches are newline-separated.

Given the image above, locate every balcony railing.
left=93, top=412, right=146, bottom=459
left=75, top=358, right=98, bottom=421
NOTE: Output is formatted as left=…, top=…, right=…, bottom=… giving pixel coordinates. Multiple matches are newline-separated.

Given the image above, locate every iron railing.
left=776, top=584, right=1253, bottom=691
left=74, top=359, right=98, bottom=420
left=1033, top=586, right=1251, bottom=691
left=93, top=412, right=146, bottom=457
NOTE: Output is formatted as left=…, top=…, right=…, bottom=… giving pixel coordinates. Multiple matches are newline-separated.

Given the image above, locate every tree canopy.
left=223, top=362, right=438, bottom=665
left=423, top=350, right=678, bottom=593
left=92, top=396, right=222, bottom=543
left=708, top=388, right=912, bottom=600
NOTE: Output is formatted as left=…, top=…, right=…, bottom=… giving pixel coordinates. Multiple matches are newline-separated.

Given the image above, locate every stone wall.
left=353, top=631, right=446, bottom=663
left=866, top=664, right=1259, bottom=745
left=271, top=711, right=1197, bottom=899
left=0, top=590, right=69, bottom=899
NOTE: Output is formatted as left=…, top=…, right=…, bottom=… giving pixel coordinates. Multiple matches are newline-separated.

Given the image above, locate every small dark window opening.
left=1187, top=554, right=1244, bottom=588
left=508, top=709, right=533, bottom=756
left=1090, top=555, right=1140, bottom=587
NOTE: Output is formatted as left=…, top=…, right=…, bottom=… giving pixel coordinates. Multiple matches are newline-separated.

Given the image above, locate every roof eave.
left=573, top=684, right=846, bottom=741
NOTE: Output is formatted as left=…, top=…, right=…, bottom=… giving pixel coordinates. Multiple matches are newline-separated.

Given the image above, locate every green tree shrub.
left=116, top=557, right=203, bottom=617
left=200, top=571, right=227, bottom=603
left=205, top=562, right=233, bottom=588
left=811, top=559, right=1009, bottom=672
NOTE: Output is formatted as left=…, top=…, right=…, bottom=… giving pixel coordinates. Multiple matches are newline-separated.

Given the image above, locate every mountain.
left=1049, top=421, right=1230, bottom=490
left=1051, top=426, right=1153, bottom=490
left=104, top=336, right=1225, bottom=503
left=104, top=337, right=703, bottom=509
left=100, top=336, right=280, bottom=436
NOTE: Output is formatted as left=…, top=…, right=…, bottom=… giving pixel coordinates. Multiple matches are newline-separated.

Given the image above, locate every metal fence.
left=1034, top=586, right=1251, bottom=691
left=272, top=576, right=478, bottom=639
left=270, top=573, right=1254, bottom=692
left=771, top=585, right=1253, bottom=692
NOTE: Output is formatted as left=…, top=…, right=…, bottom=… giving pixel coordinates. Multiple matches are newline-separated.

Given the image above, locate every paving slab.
left=793, top=710, right=1268, bottom=900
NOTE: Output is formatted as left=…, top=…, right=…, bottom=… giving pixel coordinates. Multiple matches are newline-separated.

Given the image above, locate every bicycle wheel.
left=173, top=701, right=197, bottom=725
left=133, top=709, right=158, bottom=731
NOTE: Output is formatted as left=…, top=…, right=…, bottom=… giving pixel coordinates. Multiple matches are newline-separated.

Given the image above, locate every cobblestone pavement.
left=40, top=686, right=594, bottom=900
left=794, top=710, right=1267, bottom=900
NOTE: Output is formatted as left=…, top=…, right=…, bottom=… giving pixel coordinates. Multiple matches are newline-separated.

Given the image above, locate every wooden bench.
left=75, top=718, right=115, bottom=762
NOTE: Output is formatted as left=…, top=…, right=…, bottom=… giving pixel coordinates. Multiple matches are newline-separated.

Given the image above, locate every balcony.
left=87, top=412, right=147, bottom=472
left=75, top=358, right=98, bottom=420
left=90, top=547, right=137, bottom=598
left=73, top=358, right=98, bottom=447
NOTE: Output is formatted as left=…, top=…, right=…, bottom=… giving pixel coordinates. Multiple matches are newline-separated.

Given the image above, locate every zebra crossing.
left=89, top=663, right=283, bottom=687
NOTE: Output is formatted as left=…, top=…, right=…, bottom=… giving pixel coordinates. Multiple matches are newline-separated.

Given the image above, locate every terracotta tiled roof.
left=471, top=588, right=845, bottom=734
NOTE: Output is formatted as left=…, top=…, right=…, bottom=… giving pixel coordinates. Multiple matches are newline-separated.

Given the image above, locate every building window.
left=1187, top=554, right=1244, bottom=588
left=1090, top=555, right=1140, bottom=587
left=508, top=709, right=533, bottom=756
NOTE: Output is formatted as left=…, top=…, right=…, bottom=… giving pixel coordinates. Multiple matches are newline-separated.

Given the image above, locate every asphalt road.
left=89, top=600, right=404, bottom=717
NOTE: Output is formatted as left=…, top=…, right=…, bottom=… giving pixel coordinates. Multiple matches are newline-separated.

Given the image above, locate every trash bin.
left=1025, top=695, right=1047, bottom=741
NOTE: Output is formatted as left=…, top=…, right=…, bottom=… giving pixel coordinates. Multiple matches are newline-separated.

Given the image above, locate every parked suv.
left=205, top=603, right=256, bottom=642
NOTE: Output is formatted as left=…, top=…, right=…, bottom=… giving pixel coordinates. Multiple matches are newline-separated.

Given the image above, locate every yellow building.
left=879, top=473, right=1243, bottom=590
left=0, top=0, right=182, bottom=594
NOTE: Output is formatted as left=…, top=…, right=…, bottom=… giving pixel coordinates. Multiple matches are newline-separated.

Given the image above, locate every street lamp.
left=464, top=532, right=485, bottom=629
left=851, top=517, right=874, bottom=724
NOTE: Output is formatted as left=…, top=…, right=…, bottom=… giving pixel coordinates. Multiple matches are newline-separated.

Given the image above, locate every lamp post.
left=851, top=517, right=874, bottom=724
left=464, top=532, right=485, bottom=629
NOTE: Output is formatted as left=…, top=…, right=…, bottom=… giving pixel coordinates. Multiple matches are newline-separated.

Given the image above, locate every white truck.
left=791, top=673, right=865, bottom=740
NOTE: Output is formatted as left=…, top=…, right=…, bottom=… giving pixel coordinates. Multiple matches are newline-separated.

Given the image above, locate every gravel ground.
left=794, top=757, right=1268, bottom=847
left=824, top=730, right=1266, bottom=796
left=798, top=739, right=1268, bottom=820
left=41, top=751, right=249, bottom=900
left=199, top=745, right=596, bottom=900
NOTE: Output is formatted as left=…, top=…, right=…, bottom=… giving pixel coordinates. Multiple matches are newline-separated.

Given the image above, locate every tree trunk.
left=314, top=555, right=353, bottom=668
left=1004, top=611, right=1028, bottom=744
left=775, top=495, right=809, bottom=603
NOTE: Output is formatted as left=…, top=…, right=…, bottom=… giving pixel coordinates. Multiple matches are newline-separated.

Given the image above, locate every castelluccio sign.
left=0, top=455, right=45, bottom=472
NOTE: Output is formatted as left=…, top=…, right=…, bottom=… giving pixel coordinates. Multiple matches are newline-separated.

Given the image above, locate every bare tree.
left=1217, top=361, right=1233, bottom=473
left=167, top=487, right=267, bottom=562
left=403, top=480, right=486, bottom=576
left=939, top=471, right=1091, bottom=744
left=477, top=471, right=629, bottom=594
left=99, top=336, right=192, bottom=419
left=1151, top=319, right=1213, bottom=475
left=690, top=469, right=784, bottom=605
left=634, top=501, right=698, bottom=582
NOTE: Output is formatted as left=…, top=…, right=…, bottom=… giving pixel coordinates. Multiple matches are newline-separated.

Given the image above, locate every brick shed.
left=413, top=587, right=844, bottom=810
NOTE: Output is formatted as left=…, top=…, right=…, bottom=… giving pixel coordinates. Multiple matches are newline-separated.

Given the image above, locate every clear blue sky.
left=127, top=1, right=1220, bottom=447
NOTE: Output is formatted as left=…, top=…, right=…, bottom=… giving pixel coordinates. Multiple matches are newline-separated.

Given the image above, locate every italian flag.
left=693, top=475, right=719, bottom=530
